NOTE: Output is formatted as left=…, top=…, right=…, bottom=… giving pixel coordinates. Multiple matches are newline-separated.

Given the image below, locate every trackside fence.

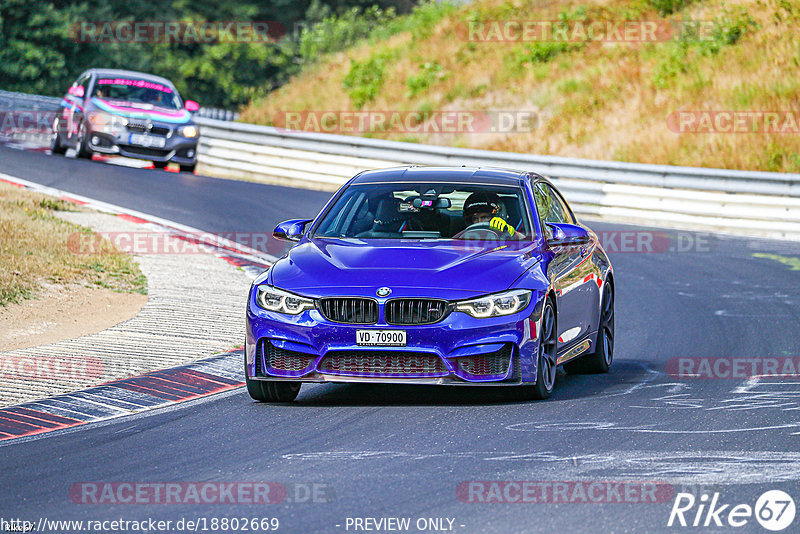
left=195, top=118, right=800, bottom=241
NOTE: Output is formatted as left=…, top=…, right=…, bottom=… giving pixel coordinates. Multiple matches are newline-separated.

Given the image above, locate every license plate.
left=356, top=330, right=407, bottom=347
left=129, top=133, right=166, bottom=148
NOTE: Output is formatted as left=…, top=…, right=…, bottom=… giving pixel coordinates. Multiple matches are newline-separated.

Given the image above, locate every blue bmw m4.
left=245, top=166, right=615, bottom=402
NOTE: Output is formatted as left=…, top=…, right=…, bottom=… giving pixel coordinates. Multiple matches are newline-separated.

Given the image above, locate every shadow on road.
left=279, top=360, right=654, bottom=407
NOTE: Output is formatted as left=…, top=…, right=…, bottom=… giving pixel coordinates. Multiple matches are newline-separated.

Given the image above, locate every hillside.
left=241, top=0, right=800, bottom=173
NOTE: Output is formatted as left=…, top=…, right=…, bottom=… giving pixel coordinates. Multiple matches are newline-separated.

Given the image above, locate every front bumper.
left=245, top=294, right=543, bottom=385
left=86, top=126, right=198, bottom=165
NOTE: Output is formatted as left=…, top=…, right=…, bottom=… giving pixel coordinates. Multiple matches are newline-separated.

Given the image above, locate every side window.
left=534, top=183, right=562, bottom=223
left=535, top=183, right=574, bottom=224
left=547, top=185, right=576, bottom=224
left=549, top=185, right=575, bottom=224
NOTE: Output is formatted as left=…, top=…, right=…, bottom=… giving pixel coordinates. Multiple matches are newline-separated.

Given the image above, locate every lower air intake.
left=318, top=351, right=449, bottom=377
left=261, top=341, right=315, bottom=375
left=456, top=345, right=513, bottom=379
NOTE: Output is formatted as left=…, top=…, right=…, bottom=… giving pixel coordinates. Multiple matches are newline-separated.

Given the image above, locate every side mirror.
left=273, top=219, right=313, bottom=242
left=185, top=100, right=200, bottom=112
left=69, top=86, right=85, bottom=98
left=546, top=223, right=590, bottom=248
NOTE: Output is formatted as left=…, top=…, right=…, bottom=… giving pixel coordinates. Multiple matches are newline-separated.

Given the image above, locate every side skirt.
left=556, top=333, right=596, bottom=365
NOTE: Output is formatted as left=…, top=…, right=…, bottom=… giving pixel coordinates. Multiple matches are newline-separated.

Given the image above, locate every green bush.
left=377, top=0, right=457, bottom=41
left=342, top=51, right=395, bottom=109
left=298, top=1, right=456, bottom=64
left=298, top=6, right=397, bottom=64
left=643, top=0, right=696, bottom=16
left=698, top=9, right=757, bottom=54
left=651, top=42, right=690, bottom=89
left=406, top=61, right=445, bottom=97
left=650, top=8, right=755, bottom=88
left=505, top=41, right=580, bottom=74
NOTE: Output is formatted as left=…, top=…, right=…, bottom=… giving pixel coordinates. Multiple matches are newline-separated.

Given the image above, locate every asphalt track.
left=1, top=146, right=800, bottom=533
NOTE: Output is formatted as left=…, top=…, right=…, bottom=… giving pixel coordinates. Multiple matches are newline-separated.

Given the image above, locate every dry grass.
left=242, top=0, right=800, bottom=172
left=0, top=182, right=146, bottom=306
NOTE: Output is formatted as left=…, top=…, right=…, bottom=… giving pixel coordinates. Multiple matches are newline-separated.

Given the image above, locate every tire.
left=51, top=122, right=67, bottom=155
left=179, top=163, right=196, bottom=173
left=75, top=124, right=93, bottom=159
left=565, top=282, right=614, bottom=374
left=245, top=354, right=301, bottom=402
left=153, top=161, right=169, bottom=169
left=246, top=379, right=301, bottom=402
left=504, top=298, right=558, bottom=402
left=530, top=298, right=558, bottom=399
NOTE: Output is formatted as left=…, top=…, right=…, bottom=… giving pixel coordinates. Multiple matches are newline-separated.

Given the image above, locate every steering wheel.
left=453, top=222, right=505, bottom=240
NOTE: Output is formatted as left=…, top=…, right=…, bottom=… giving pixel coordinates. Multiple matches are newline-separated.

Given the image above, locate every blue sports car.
left=245, top=166, right=615, bottom=402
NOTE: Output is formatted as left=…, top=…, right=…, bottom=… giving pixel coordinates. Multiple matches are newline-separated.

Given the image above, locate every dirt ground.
left=0, top=283, right=147, bottom=351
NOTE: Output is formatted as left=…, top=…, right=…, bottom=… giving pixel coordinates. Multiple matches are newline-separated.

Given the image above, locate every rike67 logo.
left=668, top=490, right=796, bottom=531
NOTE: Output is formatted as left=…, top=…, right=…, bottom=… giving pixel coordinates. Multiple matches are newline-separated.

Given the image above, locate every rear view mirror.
left=68, top=86, right=85, bottom=98
left=412, top=197, right=451, bottom=209
left=273, top=219, right=313, bottom=242
left=185, top=100, right=200, bottom=112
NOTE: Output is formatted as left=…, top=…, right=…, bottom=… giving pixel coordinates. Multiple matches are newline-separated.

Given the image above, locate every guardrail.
left=195, top=117, right=800, bottom=241
left=3, top=89, right=796, bottom=241
left=196, top=108, right=240, bottom=121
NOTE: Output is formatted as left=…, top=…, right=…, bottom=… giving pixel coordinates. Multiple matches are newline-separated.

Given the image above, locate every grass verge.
left=0, top=182, right=147, bottom=306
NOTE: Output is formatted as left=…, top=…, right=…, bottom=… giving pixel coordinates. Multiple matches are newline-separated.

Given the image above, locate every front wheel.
left=246, top=379, right=301, bottom=402
left=75, top=124, right=93, bottom=159
left=245, top=354, right=301, bottom=402
left=565, top=282, right=614, bottom=374
left=530, top=298, right=558, bottom=399
left=51, top=121, right=67, bottom=155
left=505, top=298, right=558, bottom=402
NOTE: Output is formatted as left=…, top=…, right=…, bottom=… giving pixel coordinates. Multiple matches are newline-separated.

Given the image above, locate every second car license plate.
left=129, top=133, right=166, bottom=148
left=356, top=330, right=407, bottom=347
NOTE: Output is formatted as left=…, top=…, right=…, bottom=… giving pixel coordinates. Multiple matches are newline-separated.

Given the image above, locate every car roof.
left=84, top=69, right=175, bottom=87
left=350, top=166, right=529, bottom=186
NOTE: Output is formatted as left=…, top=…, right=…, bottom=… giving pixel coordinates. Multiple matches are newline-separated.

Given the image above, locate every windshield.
left=313, top=182, right=533, bottom=240
left=92, top=78, right=182, bottom=110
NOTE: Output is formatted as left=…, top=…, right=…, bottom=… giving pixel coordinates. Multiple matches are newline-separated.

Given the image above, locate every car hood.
left=269, top=238, right=542, bottom=299
left=91, top=97, right=192, bottom=124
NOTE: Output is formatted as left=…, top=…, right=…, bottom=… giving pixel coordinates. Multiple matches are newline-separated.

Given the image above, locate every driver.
left=459, top=191, right=524, bottom=239
left=463, top=191, right=503, bottom=226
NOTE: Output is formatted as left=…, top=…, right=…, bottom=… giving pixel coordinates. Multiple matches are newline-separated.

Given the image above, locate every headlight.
left=255, top=285, right=315, bottom=315
left=179, top=125, right=198, bottom=138
left=455, top=289, right=532, bottom=318
left=87, top=112, right=127, bottom=132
